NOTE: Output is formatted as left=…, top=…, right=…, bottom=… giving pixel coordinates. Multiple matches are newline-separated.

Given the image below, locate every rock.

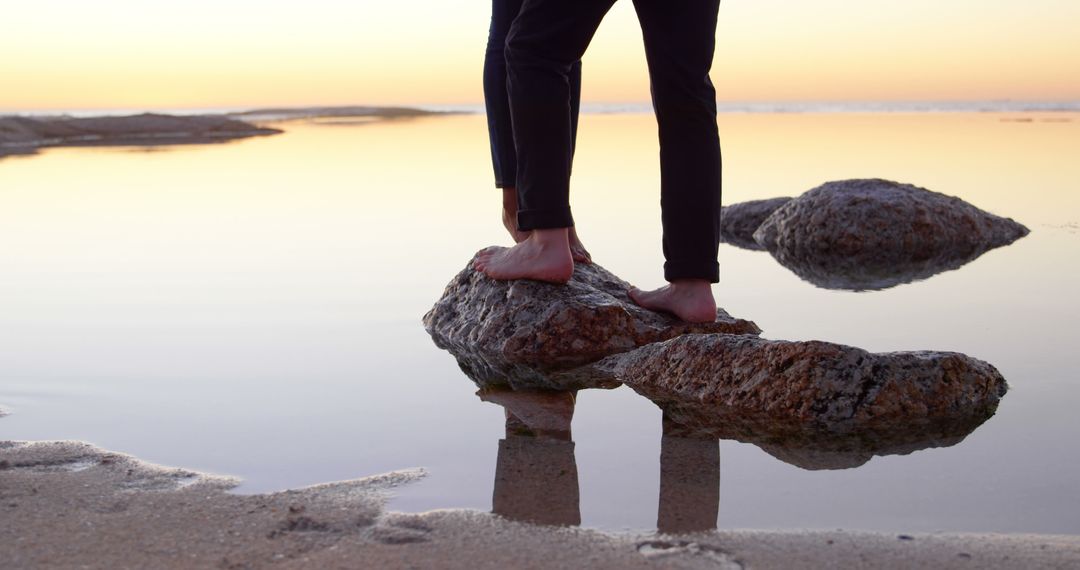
left=422, top=260, right=761, bottom=390
left=465, top=333, right=1003, bottom=470
left=594, top=334, right=1007, bottom=430
left=425, top=258, right=1007, bottom=454
left=0, top=113, right=282, bottom=158
left=751, top=179, right=1029, bottom=290
left=719, top=197, right=792, bottom=250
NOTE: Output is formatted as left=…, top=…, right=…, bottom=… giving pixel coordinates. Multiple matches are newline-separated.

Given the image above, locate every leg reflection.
left=657, top=414, right=720, bottom=533
left=480, top=388, right=581, bottom=526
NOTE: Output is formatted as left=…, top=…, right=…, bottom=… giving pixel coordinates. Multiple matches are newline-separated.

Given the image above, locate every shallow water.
left=1, top=112, right=1078, bottom=533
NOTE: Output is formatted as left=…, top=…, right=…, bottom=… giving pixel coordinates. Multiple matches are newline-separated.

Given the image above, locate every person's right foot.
left=629, top=280, right=718, bottom=323
left=502, top=187, right=591, bottom=263
left=474, top=228, right=575, bottom=284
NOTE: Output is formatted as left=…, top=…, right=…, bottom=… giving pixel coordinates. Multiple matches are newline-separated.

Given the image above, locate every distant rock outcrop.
left=746, top=179, right=1030, bottom=290
left=423, top=261, right=761, bottom=390
left=719, top=197, right=792, bottom=250
left=227, top=106, right=447, bottom=122
left=0, top=113, right=281, bottom=158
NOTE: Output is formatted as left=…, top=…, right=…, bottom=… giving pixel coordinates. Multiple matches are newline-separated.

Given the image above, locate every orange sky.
left=2, top=0, right=1078, bottom=111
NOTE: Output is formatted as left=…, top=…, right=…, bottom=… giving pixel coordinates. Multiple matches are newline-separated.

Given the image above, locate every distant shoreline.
left=0, top=106, right=451, bottom=159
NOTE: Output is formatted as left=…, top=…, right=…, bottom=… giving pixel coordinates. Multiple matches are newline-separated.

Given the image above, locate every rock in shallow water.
left=422, top=261, right=761, bottom=389
left=425, top=258, right=1007, bottom=435
left=599, top=334, right=1007, bottom=426
left=719, top=197, right=793, bottom=251
left=749, top=179, right=1029, bottom=290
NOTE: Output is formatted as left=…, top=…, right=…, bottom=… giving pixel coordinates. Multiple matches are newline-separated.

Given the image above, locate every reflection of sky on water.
left=0, top=113, right=1078, bottom=533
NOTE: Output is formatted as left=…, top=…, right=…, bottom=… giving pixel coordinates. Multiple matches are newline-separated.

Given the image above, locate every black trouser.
left=507, top=0, right=722, bottom=282
left=484, top=0, right=582, bottom=189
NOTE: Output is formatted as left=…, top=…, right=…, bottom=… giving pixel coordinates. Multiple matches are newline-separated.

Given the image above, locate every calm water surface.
left=1, top=112, right=1078, bottom=533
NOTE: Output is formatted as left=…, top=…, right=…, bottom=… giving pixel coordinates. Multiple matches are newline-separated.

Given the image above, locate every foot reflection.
left=479, top=388, right=721, bottom=533
left=658, top=415, right=719, bottom=533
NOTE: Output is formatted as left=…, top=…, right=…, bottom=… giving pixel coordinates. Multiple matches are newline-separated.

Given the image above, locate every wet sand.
left=2, top=439, right=1076, bottom=569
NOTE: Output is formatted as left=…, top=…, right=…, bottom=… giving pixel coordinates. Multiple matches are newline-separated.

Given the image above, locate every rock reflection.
left=656, top=400, right=997, bottom=470
left=482, top=389, right=580, bottom=526
left=718, top=179, right=1030, bottom=291
left=479, top=388, right=721, bottom=533
left=761, top=246, right=1021, bottom=292
left=472, top=379, right=997, bottom=533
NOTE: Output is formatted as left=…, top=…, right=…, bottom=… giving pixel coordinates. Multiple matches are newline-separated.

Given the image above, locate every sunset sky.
left=2, top=0, right=1078, bottom=111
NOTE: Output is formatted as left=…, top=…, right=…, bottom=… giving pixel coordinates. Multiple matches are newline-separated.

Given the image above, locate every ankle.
left=528, top=228, right=571, bottom=251
left=670, top=279, right=712, bottom=291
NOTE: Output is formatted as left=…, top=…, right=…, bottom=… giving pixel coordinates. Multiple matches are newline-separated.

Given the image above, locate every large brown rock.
left=529, top=333, right=1005, bottom=469
left=751, top=179, right=1029, bottom=290
left=594, top=334, right=1007, bottom=430
left=424, top=259, right=1008, bottom=450
left=422, top=261, right=761, bottom=390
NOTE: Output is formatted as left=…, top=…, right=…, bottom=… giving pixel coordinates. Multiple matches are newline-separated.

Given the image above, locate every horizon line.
left=3, top=99, right=1080, bottom=118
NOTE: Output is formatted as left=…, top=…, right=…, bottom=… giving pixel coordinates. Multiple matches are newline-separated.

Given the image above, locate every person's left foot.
left=502, top=206, right=531, bottom=244
left=629, top=280, right=718, bottom=323
left=568, top=227, right=592, bottom=264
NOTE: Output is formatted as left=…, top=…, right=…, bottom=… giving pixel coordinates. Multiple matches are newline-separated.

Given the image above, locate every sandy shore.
left=2, top=439, right=1077, bottom=569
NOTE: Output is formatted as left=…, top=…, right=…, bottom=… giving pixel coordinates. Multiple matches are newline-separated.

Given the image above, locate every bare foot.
left=473, top=228, right=575, bottom=283
left=502, top=187, right=591, bottom=263
left=629, top=280, right=717, bottom=323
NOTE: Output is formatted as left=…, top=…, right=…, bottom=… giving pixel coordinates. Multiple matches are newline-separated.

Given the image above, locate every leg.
left=476, top=0, right=614, bottom=282
left=484, top=0, right=524, bottom=192
left=628, top=0, right=722, bottom=322
left=485, top=0, right=592, bottom=262
left=507, top=0, right=615, bottom=231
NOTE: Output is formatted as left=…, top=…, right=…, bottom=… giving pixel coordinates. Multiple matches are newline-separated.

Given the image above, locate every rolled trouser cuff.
left=664, top=259, right=720, bottom=283
left=517, top=207, right=574, bottom=231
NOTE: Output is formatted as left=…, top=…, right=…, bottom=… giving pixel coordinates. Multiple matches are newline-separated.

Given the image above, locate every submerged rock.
left=719, top=197, right=792, bottom=250
left=0, top=113, right=281, bottom=157
left=751, top=179, right=1029, bottom=290
left=423, top=260, right=761, bottom=390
